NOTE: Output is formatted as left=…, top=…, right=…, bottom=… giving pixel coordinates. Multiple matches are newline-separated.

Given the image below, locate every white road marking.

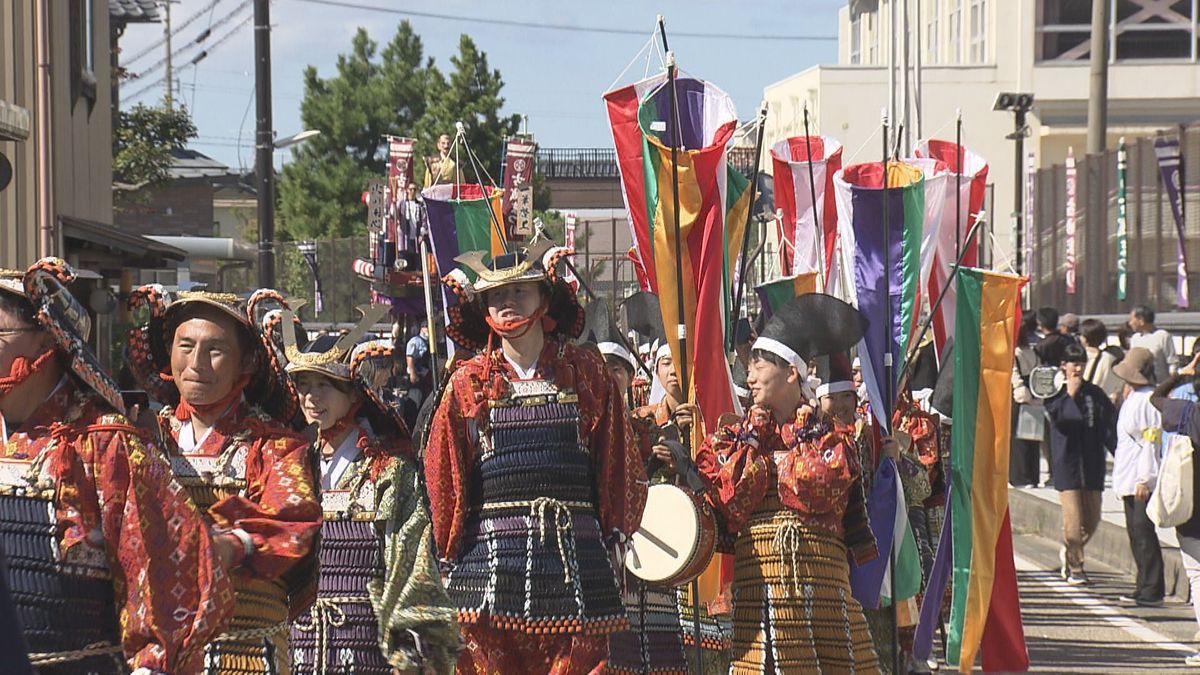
left=1013, top=552, right=1194, bottom=655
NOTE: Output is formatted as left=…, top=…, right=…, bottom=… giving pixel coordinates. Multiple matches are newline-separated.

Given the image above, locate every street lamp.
left=994, top=92, right=1035, bottom=283
left=274, top=129, right=321, bottom=149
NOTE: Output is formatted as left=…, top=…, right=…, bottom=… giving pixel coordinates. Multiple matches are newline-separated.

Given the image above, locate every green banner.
left=1117, top=140, right=1128, bottom=301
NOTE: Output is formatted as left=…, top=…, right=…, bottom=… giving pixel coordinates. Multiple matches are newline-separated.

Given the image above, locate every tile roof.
left=169, top=148, right=233, bottom=179
left=110, top=0, right=161, bottom=24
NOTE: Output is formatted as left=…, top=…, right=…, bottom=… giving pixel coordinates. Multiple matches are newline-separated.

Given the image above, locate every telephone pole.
left=1086, top=0, right=1109, bottom=154
left=163, top=0, right=173, bottom=110
left=255, top=0, right=276, bottom=287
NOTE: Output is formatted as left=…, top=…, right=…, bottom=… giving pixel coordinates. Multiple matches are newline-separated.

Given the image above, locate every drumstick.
left=633, top=527, right=680, bottom=559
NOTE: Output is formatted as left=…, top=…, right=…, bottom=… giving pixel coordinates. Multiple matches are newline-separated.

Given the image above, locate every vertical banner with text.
left=1155, top=136, right=1189, bottom=308
left=501, top=136, right=537, bottom=240
left=1065, top=148, right=1077, bottom=295
left=1116, top=140, right=1128, bottom=301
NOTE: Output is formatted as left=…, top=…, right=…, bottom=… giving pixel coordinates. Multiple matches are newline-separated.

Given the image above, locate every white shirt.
left=1130, top=328, right=1177, bottom=385
left=321, top=429, right=362, bottom=490
left=1112, top=386, right=1161, bottom=497
left=503, top=354, right=539, bottom=380
left=1084, top=348, right=1123, bottom=401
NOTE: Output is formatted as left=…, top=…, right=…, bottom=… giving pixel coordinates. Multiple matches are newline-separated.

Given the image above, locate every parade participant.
left=425, top=243, right=647, bottom=674
left=603, top=340, right=690, bottom=675
left=126, top=286, right=322, bottom=673
left=1, top=260, right=232, bottom=673
left=424, top=134, right=460, bottom=188
left=280, top=309, right=461, bottom=673
left=696, top=294, right=879, bottom=674
left=598, top=340, right=638, bottom=395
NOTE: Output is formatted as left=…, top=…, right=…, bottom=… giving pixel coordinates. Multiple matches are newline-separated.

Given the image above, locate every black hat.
left=931, top=337, right=955, bottom=420
left=752, top=293, right=867, bottom=379
left=816, top=352, right=856, bottom=398
left=621, top=291, right=665, bottom=344
left=731, top=359, right=750, bottom=400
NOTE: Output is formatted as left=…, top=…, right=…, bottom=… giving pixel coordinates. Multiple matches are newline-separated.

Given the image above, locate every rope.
left=530, top=497, right=576, bottom=585
left=772, top=520, right=806, bottom=598
left=28, top=642, right=124, bottom=666
left=294, top=596, right=371, bottom=674
left=212, top=621, right=289, bottom=643
left=605, top=27, right=661, bottom=93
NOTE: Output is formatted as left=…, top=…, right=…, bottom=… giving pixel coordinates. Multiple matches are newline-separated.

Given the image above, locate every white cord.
left=605, top=28, right=660, bottom=93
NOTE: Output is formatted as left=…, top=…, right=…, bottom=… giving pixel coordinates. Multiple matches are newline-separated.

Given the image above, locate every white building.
left=764, top=0, right=1200, bottom=262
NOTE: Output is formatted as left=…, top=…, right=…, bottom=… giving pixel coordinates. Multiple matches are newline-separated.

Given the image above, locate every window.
left=926, top=0, right=941, bottom=64
left=70, top=0, right=97, bottom=103
left=969, top=0, right=987, bottom=62
left=948, top=0, right=962, bottom=63
left=1038, top=0, right=1196, bottom=62
left=867, top=11, right=879, bottom=64
left=851, top=14, right=862, bottom=64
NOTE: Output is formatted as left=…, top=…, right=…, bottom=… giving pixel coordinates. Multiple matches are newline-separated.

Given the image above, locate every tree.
left=112, top=103, right=197, bottom=190
left=278, top=22, right=436, bottom=240
left=415, top=35, right=521, bottom=184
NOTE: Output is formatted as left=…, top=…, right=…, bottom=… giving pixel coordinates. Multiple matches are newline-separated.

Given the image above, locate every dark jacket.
left=1044, top=381, right=1117, bottom=491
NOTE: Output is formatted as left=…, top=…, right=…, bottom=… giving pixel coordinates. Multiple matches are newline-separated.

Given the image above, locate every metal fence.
left=1028, top=123, right=1200, bottom=314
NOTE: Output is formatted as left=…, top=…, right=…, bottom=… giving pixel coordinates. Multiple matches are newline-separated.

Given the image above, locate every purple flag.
left=1155, top=137, right=1189, bottom=308
left=850, top=458, right=899, bottom=609
left=912, top=492, right=953, bottom=661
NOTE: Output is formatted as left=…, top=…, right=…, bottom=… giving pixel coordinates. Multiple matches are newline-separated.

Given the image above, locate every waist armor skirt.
left=730, top=494, right=879, bottom=675
left=291, top=519, right=388, bottom=674
left=187, top=484, right=291, bottom=675
left=446, top=394, right=626, bottom=635
left=0, top=494, right=123, bottom=675
left=604, top=580, right=688, bottom=674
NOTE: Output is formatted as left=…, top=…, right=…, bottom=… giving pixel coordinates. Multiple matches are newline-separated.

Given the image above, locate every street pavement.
left=1003, top=533, right=1198, bottom=673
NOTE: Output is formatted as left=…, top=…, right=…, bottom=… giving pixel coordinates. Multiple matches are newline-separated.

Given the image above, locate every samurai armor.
left=0, top=493, right=122, bottom=675
left=445, top=379, right=627, bottom=634
left=291, top=516, right=389, bottom=674
left=604, top=581, right=688, bottom=674
left=730, top=492, right=879, bottom=675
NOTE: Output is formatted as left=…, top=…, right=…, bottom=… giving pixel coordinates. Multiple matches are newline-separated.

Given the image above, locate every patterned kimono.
left=291, top=420, right=459, bottom=673
left=696, top=406, right=880, bottom=675
left=0, top=378, right=232, bottom=673
left=160, top=400, right=321, bottom=674
left=425, top=339, right=647, bottom=675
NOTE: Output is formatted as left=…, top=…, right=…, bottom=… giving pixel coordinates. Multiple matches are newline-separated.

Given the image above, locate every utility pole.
left=1086, top=0, right=1109, bottom=154
left=163, top=0, right=173, bottom=110
left=255, top=0, right=275, bottom=288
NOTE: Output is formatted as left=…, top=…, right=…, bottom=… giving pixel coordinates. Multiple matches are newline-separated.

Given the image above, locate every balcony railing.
left=535, top=146, right=760, bottom=180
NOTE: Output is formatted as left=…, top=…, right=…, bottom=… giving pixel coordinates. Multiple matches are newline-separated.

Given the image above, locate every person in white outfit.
left=1080, top=318, right=1123, bottom=404
left=1111, top=347, right=1165, bottom=607
left=1129, top=304, right=1177, bottom=385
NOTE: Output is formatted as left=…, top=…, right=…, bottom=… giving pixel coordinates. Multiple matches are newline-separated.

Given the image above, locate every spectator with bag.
left=1110, top=347, right=1165, bottom=607
left=1080, top=318, right=1124, bottom=404
left=1012, top=313, right=1044, bottom=487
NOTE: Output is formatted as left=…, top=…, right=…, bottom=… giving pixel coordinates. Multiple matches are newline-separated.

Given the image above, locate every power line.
left=123, top=0, right=227, bottom=65
left=125, top=13, right=254, bottom=102
left=288, top=0, right=837, bottom=42
left=128, top=0, right=253, bottom=81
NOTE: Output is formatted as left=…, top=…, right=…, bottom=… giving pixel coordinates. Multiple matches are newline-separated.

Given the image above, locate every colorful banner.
left=834, top=161, right=926, bottom=431
left=386, top=137, right=417, bottom=248
left=605, top=71, right=745, bottom=615
left=947, top=268, right=1028, bottom=673
left=912, top=139, right=989, bottom=358
left=501, top=136, right=537, bottom=240
left=754, top=272, right=818, bottom=320
left=1155, top=137, right=1190, bottom=308
left=423, top=183, right=506, bottom=282
left=1065, top=148, right=1077, bottom=295
left=1117, top=140, right=1129, bottom=301
left=770, top=136, right=844, bottom=288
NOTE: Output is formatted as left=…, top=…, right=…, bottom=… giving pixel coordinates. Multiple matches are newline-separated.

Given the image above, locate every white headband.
left=752, top=336, right=809, bottom=379
left=598, top=341, right=637, bottom=371
left=816, top=380, right=856, bottom=398
left=655, top=342, right=673, bottom=365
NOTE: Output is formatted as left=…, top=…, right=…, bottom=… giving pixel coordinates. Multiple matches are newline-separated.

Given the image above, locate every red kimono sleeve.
left=776, top=431, right=855, bottom=517
left=84, top=423, right=235, bottom=673
left=694, top=407, right=777, bottom=533
left=581, top=352, right=648, bottom=538
left=424, top=370, right=475, bottom=561
left=209, top=431, right=321, bottom=580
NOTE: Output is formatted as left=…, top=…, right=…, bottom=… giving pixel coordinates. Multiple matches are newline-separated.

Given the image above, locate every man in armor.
left=126, top=286, right=321, bottom=673
left=425, top=243, right=647, bottom=674
left=0, top=259, right=232, bottom=673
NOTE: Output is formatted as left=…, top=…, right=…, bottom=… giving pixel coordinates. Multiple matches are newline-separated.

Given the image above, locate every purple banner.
left=912, top=490, right=953, bottom=662
left=1155, top=137, right=1189, bottom=308
left=849, top=458, right=899, bottom=610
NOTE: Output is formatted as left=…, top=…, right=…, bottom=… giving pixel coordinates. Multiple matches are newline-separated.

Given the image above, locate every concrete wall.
left=0, top=0, right=114, bottom=269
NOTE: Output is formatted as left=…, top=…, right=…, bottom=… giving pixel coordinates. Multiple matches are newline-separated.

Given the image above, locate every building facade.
left=765, top=0, right=1200, bottom=263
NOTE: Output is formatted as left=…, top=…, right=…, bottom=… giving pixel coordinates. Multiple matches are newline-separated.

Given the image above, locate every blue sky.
left=118, top=0, right=845, bottom=172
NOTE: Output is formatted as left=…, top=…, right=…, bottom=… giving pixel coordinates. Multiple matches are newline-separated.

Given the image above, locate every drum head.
left=624, top=484, right=701, bottom=583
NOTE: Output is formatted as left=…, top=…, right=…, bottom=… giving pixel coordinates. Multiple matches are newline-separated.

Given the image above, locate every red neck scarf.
left=168, top=373, right=251, bottom=422
left=318, top=402, right=363, bottom=452
left=0, top=349, right=57, bottom=398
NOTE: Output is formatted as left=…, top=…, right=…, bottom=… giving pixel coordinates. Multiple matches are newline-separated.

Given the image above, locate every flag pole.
left=881, top=108, right=901, bottom=675
left=658, top=15, right=704, bottom=671
left=955, top=109, right=963, bottom=260
left=802, top=102, right=825, bottom=291
left=728, top=102, right=769, bottom=353
left=419, top=223, right=441, bottom=397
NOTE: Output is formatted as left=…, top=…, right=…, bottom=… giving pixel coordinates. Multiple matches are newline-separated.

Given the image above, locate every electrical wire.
left=127, top=0, right=253, bottom=81
left=288, top=0, right=837, bottom=42
left=124, top=13, right=254, bottom=103
left=122, top=0, right=226, bottom=65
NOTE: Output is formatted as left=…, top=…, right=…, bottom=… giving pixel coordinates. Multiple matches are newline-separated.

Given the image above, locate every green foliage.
left=278, top=24, right=522, bottom=241
left=112, top=103, right=197, bottom=189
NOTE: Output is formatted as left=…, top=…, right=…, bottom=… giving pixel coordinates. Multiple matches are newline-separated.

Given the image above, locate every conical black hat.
left=756, top=293, right=867, bottom=365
